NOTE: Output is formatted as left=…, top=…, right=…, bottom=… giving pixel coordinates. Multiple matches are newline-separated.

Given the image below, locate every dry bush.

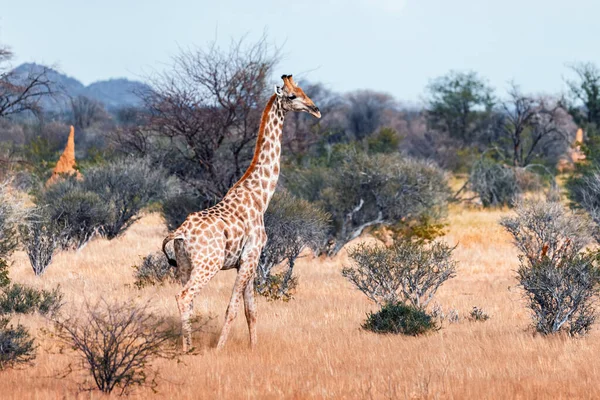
left=500, top=200, right=593, bottom=263
left=469, top=158, right=520, bottom=207
left=256, top=191, right=329, bottom=300
left=0, top=180, right=27, bottom=260
left=569, top=167, right=600, bottom=242
left=18, top=209, right=62, bottom=276
left=343, top=240, right=457, bottom=309
left=53, top=300, right=177, bottom=395
left=517, top=242, right=600, bottom=335
left=468, top=306, right=490, bottom=322
left=133, top=252, right=176, bottom=289
left=502, top=200, right=599, bottom=335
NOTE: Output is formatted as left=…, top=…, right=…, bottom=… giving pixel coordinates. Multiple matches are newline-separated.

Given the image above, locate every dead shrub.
left=53, top=300, right=177, bottom=395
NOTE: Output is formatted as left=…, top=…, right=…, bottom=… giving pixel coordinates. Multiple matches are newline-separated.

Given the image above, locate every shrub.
left=0, top=284, right=63, bottom=316
left=34, top=158, right=174, bottom=250
left=500, top=200, right=593, bottom=263
left=83, top=158, right=174, bottom=239
left=287, top=151, right=450, bottom=255
left=161, top=189, right=203, bottom=231
left=517, top=242, right=600, bottom=335
left=343, top=240, right=457, bottom=308
left=0, top=180, right=26, bottom=260
left=53, top=300, right=176, bottom=395
left=469, top=307, right=490, bottom=322
left=133, top=252, right=176, bottom=289
left=256, top=191, right=329, bottom=300
left=0, top=180, right=28, bottom=285
left=469, top=158, right=520, bottom=207
left=501, top=200, right=599, bottom=335
left=0, top=318, right=36, bottom=369
left=37, top=177, right=108, bottom=250
left=18, top=210, right=63, bottom=276
left=363, top=302, right=437, bottom=335
left=0, top=259, right=9, bottom=289
left=568, top=167, right=600, bottom=242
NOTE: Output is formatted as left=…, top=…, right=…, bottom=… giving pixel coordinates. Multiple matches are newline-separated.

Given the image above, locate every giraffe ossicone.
left=163, top=74, right=321, bottom=352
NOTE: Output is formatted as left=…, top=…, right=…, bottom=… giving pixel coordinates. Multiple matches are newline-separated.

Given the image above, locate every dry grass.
left=2, top=206, right=600, bottom=399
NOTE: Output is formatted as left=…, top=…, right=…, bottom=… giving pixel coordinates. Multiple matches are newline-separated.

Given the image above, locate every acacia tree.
left=499, top=85, right=572, bottom=167
left=0, top=46, right=53, bottom=119
left=426, top=71, right=495, bottom=143
left=111, top=36, right=279, bottom=209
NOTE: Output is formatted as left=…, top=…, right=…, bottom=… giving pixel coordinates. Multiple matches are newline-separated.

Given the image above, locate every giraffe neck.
left=227, top=94, right=285, bottom=212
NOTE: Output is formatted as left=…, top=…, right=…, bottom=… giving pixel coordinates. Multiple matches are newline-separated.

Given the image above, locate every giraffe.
left=162, top=75, right=321, bottom=351
left=46, top=125, right=82, bottom=187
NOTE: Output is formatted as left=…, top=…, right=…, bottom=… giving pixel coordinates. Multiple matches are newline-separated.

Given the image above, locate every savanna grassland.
left=2, top=204, right=600, bottom=400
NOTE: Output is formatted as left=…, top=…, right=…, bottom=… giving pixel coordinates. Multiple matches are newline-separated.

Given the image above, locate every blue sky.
left=1, top=0, right=598, bottom=103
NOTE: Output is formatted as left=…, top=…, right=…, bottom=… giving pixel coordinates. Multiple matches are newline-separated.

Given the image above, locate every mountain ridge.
left=12, top=63, right=150, bottom=111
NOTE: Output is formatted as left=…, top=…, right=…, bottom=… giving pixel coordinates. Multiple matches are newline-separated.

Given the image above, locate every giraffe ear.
left=274, top=85, right=283, bottom=97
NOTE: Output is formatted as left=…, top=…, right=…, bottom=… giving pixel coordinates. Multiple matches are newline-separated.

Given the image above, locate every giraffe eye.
left=288, top=94, right=297, bottom=100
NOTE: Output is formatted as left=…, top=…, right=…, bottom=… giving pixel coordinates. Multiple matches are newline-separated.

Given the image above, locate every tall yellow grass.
left=2, top=206, right=600, bottom=399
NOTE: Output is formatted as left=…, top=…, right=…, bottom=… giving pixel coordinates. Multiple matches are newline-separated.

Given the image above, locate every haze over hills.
left=12, top=63, right=151, bottom=111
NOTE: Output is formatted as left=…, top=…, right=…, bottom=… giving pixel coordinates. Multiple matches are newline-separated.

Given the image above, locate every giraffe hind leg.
left=174, top=248, right=222, bottom=353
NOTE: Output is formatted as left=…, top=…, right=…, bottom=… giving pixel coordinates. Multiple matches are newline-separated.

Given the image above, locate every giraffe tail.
left=162, top=232, right=179, bottom=267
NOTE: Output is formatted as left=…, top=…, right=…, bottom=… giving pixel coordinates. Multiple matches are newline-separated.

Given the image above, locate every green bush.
left=363, top=302, right=437, bottom=336
left=287, top=150, right=450, bottom=255
left=0, top=284, right=63, bottom=316
left=0, top=318, right=36, bottom=369
left=83, top=158, right=175, bottom=239
left=0, top=259, right=9, bottom=289
left=34, top=158, right=175, bottom=252
left=37, top=177, right=108, bottom=250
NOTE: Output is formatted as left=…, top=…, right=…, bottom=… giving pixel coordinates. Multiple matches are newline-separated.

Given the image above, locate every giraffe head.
left=275, top=75, right=321, bottom=118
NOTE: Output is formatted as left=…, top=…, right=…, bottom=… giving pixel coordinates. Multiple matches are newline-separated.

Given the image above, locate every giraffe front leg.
left=216, top=256, right=258, bottom=350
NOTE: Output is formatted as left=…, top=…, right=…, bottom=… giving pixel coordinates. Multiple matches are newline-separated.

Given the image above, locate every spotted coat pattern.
left=163, top=75, right=321, bottom=351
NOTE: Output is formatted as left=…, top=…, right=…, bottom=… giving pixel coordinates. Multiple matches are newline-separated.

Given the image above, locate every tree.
left=345, top=90, right=394, bottom=141
left=71, top=95, right=107, bottom=131
left=498, top=85, right=572, bottom=167
left=426, top=71, right=495, bottom=142
left=0, top=46, right=53, bottom=119
left=565, top=62, right=600, bottom=130
left=111, top=36, right=279, bottom=209
left=282, top=82, right=345, bottom=154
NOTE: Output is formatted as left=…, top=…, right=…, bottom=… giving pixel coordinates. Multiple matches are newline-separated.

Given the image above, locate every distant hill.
left=11, top=63, right=151, bottom=112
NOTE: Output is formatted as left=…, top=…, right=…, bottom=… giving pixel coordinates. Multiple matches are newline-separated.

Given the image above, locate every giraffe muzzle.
left=308, top=106, right=321, bottom=119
